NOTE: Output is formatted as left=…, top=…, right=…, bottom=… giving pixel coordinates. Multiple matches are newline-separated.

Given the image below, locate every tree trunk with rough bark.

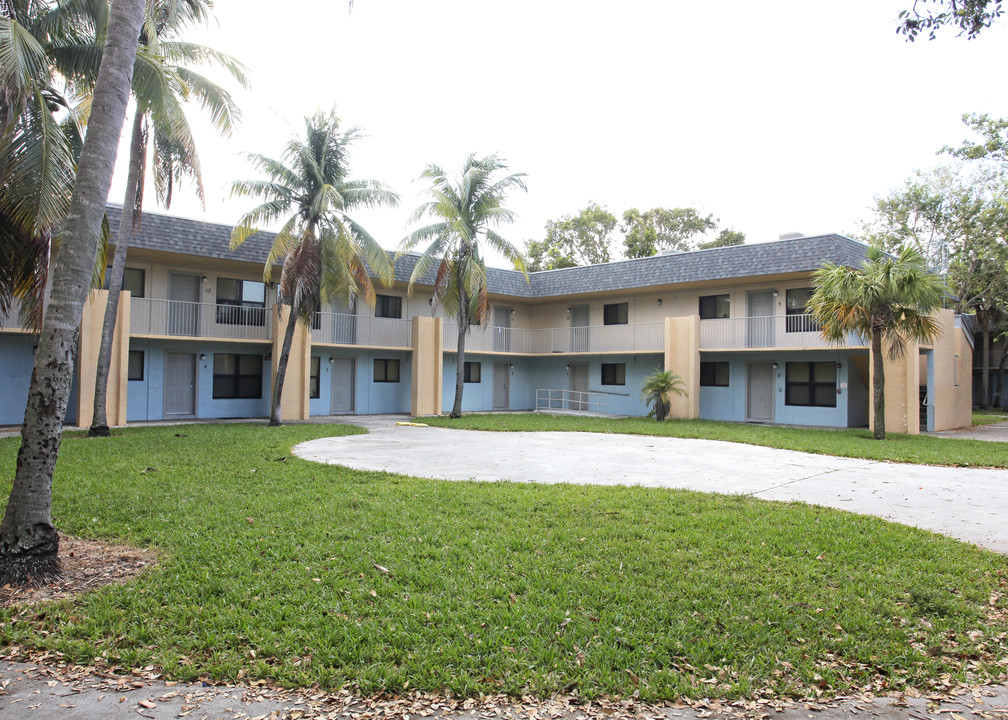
left=269, top=308, right=298, bottom=426
left=90, top=107, right=145, bottom=437
left=450, top=288, right=468, bottom=419
left=871, top=326, right=886, bottom=440
left=0, top=0, right=146, bottom=586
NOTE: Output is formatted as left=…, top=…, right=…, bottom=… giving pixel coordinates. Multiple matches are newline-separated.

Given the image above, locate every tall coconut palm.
left=399, top=154, right=528, bottom=418
left=89, top=0, right=247, bottom=436
left=0, top=0, right=146, bottom=585
left=807, top=243, right=946, bottom=440
left=231, top=110, right=397, bottom=426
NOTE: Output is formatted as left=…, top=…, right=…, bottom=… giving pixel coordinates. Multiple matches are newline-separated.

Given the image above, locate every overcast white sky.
left=106, top=0, right=1008, bottom=268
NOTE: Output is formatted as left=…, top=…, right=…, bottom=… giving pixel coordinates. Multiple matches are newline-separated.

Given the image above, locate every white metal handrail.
left=444, top=321, right=664, bottom=354
left=130, top=297, right=272, bottom=341
left=700, top=313, right=863, bottom=350
left=534, top=388, right=627, bottom=413
left=312, top=312, right=412, bottom=348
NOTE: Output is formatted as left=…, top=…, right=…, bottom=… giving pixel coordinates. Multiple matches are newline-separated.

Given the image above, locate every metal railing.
left=130, top=297, right=272, bottom=341
left=700, top=313, right=863, bottom=350
left=444, top=321, right=664, bottom=354
left=312, top=312, right=412, bottom=348
left=535, top=388, right=628, bottom=414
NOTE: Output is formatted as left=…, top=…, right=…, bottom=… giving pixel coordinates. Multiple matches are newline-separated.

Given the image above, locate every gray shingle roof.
left=109, top=206, right=870, bottom=299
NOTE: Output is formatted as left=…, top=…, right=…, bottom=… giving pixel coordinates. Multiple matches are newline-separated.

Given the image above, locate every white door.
left=493, top=362, right=509, bottom=410
left=169, top=273, right=200, bottom=335
left=569, top=362, right=589, bottom=411
left=747, top=362, right=774, bottom=422
left=330, top=357, right=355, bottom=414
left=164, top=352, right=196, bottom=417
left=570, top=305, right=589, bottom=352
left=746, top=291, right=775, bottom=348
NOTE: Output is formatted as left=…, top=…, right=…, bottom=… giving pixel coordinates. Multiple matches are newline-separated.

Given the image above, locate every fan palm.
left=89, top=0, right=247, bottom=436
left=807, top=243, right=946, bottom=439
left=640, top=369, right=686, bottom=422
left=231, top=110, right=397, bottom=426
left=399, top=154, right=528, bottom=418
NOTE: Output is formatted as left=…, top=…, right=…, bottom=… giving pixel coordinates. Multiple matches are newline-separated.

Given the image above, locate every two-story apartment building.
left=0, top=208, right=973, bottom=433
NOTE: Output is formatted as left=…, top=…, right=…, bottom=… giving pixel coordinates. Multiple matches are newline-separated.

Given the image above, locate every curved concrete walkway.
left=295, top=416, right=1008, bottom=554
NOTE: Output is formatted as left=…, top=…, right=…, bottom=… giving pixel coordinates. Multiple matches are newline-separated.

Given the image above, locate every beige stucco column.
left=411, top=315, right=443, bottom=416
left=75, top=289, right=131, bottom=428
left=272, top=305, right=311, bottom=422
left=869, top=336, right=920, bottom=435
left=664, top=315, right=700, bottom=419
left=931, top=308, right=972, bottom=431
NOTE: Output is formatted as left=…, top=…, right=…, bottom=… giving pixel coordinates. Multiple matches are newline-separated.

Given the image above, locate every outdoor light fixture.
left=565, top=364, right=570, bottom=373
left=429, top=298, right=433, bottom=306
left=837, top=362, right=842, bottom=369
left=510, top=309, right=516, bottom=318
left=329, top=357, right=334, bottom=363
left=201, top=275, right=208, bottom=282
left=657, top=298, right=663, bottom=306
left=772, top=362, right=778, bottom=370
left=199, top=353, right=206, bottom=361
left=265, top=352, right=272, bottom=361
left=772, top=290, right=779, bottom=297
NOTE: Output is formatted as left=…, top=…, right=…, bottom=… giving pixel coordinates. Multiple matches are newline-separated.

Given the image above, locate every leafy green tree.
left=400, top=154, right=527, bottom=418
left=697, top=229, right=745, bottom=250
left=640, top=369, right=686, bottom=422
left=0, top=0, right=146, bottom=585
left=808, top=244, right=946, bottom=440
left=622, top=207, right=717, bottom=258
left=897, top=0, right=1002, bottom=40
left=231, top=111, right=397, bottom=426
left=943, top=113, right=1008, bottom=162
left=525, top=203, right=616, bottom=271
left=90, top=0, right=247, bottom=437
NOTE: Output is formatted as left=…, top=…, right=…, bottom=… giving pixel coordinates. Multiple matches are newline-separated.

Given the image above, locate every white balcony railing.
left=312, top=312, right=412, bottom=348
left=443, top=321, right=664, bottom=354
left=700, top=313, right=864, bottom=350
left=130, top=297, right=272, bottom=341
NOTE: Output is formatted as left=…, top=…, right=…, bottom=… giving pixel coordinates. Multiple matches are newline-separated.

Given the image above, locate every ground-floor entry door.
left=747, top=362, right=774, bottom=422
left=331, top=357, right=355, bottom=414
left=569, top=362, right=589, bottom=411
left=493, top=362, right=510, bottom=410
left=164, top=352, right=196, bottom=417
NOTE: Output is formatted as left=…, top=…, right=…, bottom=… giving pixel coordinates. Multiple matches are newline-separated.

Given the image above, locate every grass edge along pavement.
left=1, top=422, right=1007, bottom=703
left=420, top=413, right=1008, bottom=468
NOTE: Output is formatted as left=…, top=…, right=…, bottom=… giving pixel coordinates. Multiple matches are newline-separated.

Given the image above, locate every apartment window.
left=603, top=303, right=628, bottom=325
left=212, top=353, right=263, bottom=399
left=310, top=356, right=321, bottom=399
left=374, top=358, right=400, bottom=383
left=601, top=363, right=626, bottom=386
left=786, top=287, right=821, bottom=333
left=700, top=361, right=729, bottom=387
left=217, top=278, right=266, bottom=326
left=103, top=266, right=145, bottom=297
left=376, top=295, right=402, bottom=319
left=127, top=350, right=144, bottom=381
left=699, top=294, right=730, bottom=319
left=785, top=361, right=836, bottom=407
left=464, top=361, right=481, bottom=383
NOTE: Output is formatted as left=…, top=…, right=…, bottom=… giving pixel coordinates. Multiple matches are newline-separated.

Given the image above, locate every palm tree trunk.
left=270, top=307, right=298, bottom=426
left=451, top=315, right=467, bottom=419
left=981, top=328, right=991, bottom=409
left=871, top=326, right=886, bottom=440
left=90, top=107, right=145, bottom=437
left=0, top=0, right=146, bottom=586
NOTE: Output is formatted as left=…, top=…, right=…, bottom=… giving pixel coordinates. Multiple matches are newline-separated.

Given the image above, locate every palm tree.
left=231, top=110, right=397, bottom=426
left=807, top=243, right=946, bottom=440
left=89, top=0, right=247, bottom=436
left=399, top=154, right=528, bottom=418
left=0, top=0, right=146, bottom=585
left=640, top=369, right=686, bottom=422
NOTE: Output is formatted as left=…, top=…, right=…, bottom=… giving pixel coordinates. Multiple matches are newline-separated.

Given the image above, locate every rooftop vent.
left=657, top=248, right=682, bottom=256
left=779, top=232, right=805, bottom=240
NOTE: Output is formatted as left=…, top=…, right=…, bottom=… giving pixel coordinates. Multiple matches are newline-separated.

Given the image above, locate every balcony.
left=443, top=321, right=664, bottom=355
left=700, top=313, right=864, bottom=350
left=312, top=312, right=412, bottom=349
left=131, top=298, right=272, bottom=341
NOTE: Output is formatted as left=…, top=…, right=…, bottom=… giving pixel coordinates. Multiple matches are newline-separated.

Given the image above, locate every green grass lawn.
left=973, top=408, right=1008, bottom=426
left=1, top=423, right=1006, bottom=701
left=421, top=414, right=1008, bottom=468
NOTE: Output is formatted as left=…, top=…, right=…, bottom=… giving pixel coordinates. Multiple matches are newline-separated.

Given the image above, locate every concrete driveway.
left=295, top=417, right=1008, bottom=554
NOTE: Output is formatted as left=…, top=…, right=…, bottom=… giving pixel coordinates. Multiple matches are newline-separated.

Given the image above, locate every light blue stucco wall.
left=442, top=353, right=662, bottom=416
left=358, top=350, right=411, bottom=414
left=699, top=351, right=870, bottom=428
left=125, top=340, right=271, bottom=421
left=0, top=334, right=36, bottom=425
